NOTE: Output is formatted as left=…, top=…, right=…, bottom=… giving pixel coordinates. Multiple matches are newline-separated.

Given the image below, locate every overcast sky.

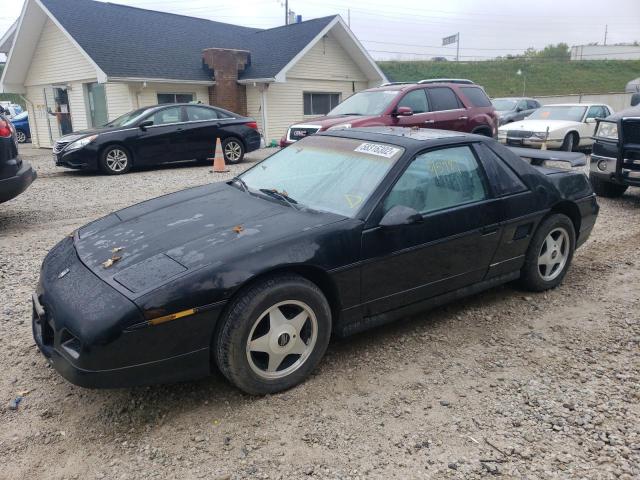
left=2, top=0, right=639, bottom=61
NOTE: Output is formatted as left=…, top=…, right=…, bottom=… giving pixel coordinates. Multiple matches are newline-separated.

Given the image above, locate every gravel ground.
left=1, top=146, right=639, bottom=479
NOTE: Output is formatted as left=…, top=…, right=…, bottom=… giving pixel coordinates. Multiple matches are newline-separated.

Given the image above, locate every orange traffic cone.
left=211, top=137, right=228, bottom=173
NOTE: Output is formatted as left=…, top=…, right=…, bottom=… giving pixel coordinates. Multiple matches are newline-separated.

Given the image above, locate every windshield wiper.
left=258, top=188, right=301, bottom=210
left=231, top=176, right=249, bottom=193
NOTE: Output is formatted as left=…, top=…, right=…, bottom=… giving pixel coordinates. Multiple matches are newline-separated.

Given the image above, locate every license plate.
left=507, top=139, right=523, bottom=146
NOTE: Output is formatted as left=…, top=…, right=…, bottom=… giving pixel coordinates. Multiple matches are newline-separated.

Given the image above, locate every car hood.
left=605, top=105, right=640, bottom=121
left=292, top=115, right=379, bottom=130
left=74, top=182, right=344, bottom=296
left=57, top=125, right=132, bottom=143
left=499, top=119, right=579, bottom=132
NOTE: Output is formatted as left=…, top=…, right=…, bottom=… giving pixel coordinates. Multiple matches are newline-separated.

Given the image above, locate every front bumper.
left=54, top=146, right=99, bottom=170
left=0, top=158, right=37, bottom=203
left=590, top=154, right=640, bottom=187
left=33, top=237, right=221, bottom=388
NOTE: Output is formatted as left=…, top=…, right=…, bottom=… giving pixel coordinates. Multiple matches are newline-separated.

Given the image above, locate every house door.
left=44, top=86, right=73, bottom=142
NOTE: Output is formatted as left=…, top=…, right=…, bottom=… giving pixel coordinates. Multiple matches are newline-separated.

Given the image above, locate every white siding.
left=68, top=82, right=89, bottom=131
left=134, top=83, right=210, bottom=107
left=24, top=18, right=96, bottom=86
left=25, top=86, right=49, bottom=148
left=288, top=33, right=368, bottom=82
left=251, top=32, right=370, bottom=143
left=246, top=84, right=265, bottom=137
left=105, top=83, right=133, bottom=120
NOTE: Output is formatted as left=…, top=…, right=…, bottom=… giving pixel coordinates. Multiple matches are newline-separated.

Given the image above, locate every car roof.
left=542, top=103, right=604, bottom=107
left=316, top=126, right=481, bottom=149
left=493, top=97, right=536, bottom=101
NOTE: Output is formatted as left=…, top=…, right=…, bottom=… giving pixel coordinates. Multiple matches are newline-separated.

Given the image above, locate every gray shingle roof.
left=40, top=0, right=337, bottom=82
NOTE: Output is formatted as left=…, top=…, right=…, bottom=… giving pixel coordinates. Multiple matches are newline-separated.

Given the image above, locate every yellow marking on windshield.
left=345, top=194, right=363, bottom=209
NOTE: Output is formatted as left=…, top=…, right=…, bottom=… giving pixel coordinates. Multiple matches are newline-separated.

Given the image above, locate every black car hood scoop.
left=75, top=183, right=342, bottom=296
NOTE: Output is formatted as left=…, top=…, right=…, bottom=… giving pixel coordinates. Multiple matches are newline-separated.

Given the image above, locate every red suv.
left=281, top=80, right=498, bottom=146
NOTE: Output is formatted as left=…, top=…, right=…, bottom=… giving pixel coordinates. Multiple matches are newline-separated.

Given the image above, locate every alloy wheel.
left=537, top=227, right=569, bottom=282
left=224, top=141, right=242, bottom=162
left=16, top=131, right=27, bottom=143
left=246, top=300, right=318, bottom=380
left=106, top=149, right=128, bottom=173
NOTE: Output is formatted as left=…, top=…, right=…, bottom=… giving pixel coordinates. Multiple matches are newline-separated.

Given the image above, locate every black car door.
left=180, top=106, right=222, bottom=161
left=360, top=144, right=502, bottom=316
left=130, top=106, right=184, bottom=165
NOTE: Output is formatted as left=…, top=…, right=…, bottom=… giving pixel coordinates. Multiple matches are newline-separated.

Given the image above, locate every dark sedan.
left=53, top=104, right=261, bottom=174
left=492, top=97, right=541, bottom=126
left=1, top=113, right=37, bottom=204
left=34, top=127, right=598, bottom=394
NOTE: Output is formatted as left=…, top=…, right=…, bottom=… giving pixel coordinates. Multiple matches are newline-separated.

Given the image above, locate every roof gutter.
left=107, top=76, right=216, bottom=86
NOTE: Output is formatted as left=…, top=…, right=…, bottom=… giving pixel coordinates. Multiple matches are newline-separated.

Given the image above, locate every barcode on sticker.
left=354, top=143, right=400, bottom=158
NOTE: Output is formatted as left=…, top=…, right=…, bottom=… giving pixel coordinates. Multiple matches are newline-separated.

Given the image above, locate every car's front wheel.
left=222, top=137, right=245, bottom=164
left=15, top=130, right=27, bottom=143
left=99, top=145, right=132, bottom=175
left=520, top=213, right=576, bottom=292
left=560, top=132, right=578, bottom=152
left=589, top=172, right=628, bottom=198
left=214, top=273, right=331, bottom=395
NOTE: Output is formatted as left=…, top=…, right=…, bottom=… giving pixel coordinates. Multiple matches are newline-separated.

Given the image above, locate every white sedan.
left=498, top=103, right=613, bottom=151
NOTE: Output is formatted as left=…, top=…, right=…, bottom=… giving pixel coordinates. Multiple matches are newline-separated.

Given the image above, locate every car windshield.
left=12, top=112, right=28, bottom=121
left=492, top=99, right=517, bottom=111
left=240, top=136, right=403, bottom=217
left=105, top=107, right=155, bottom=127
left=328, top=90, right=400, bottom=116
left=528, top=106, right=587, bottom=122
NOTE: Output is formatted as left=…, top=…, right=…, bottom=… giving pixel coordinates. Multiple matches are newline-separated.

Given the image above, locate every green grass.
left=378, top=60, right=640, bottom=97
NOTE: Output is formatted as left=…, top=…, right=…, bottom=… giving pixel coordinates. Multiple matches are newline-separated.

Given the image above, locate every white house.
left=0, top=0, right=386, bottom=148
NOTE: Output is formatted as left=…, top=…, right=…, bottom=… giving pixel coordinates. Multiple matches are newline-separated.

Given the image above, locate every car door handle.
left=424, top=120, right=435, bottom=124
left=480, top=226, right=499, bottom=236
left=176, top=127, right=184, bottom=132
left=458, top=116, right=469, bottom=120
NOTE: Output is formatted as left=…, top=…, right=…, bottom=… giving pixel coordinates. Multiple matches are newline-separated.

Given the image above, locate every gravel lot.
left=1, top=146, right=639, bottom=479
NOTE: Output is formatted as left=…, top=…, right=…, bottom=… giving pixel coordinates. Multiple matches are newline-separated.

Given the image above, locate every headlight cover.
left=532, top=132, right=548, bottom=139
left=595, top=121, right=618, bottom=140
left=66, top=135, right=98, bottom=151
left=327, top=123, right=352, bottom=131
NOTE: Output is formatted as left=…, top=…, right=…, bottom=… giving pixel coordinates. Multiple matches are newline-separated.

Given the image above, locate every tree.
left=537, top=43, right=571, bottom=61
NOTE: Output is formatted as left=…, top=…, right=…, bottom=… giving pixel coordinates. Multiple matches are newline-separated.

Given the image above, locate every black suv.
left=0, top=113, right=37, bottom=204
left=589, top=93, right=640, bottom=197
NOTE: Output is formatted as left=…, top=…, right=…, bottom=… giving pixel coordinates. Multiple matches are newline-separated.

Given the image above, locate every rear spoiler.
left=508, top=147, right=586, bottom=167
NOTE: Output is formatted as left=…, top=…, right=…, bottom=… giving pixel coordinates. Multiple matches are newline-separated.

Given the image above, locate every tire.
left=222, top=137, right=245, bottom=164
left=99, top=145, right=132, bottom=175
left=15, top=130, right=27, bottom=144
left=560, top=132, right=578, bottom=152
left=519, top=214, right=576, bottom=292
left=214, top=273, right=332, bottom=395
left=589, top=172, right=628, bottom=198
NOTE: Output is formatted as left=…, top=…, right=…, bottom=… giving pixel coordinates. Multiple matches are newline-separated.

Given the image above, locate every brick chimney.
left=202, top=48, right=250, bottom=115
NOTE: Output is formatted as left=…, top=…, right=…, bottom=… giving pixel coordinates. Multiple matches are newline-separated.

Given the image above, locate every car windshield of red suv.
left=328, top=90, right=400, bottom=116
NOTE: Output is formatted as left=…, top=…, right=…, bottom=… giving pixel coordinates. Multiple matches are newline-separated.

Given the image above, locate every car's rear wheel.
left=222, top=137, right=245, bottom=164
left=560, top=132, right=578, bottom=152
left=589, top=172, right=628, bottom=198
left=99, top=145, right=132, bottom=175
left=520, top=214, right=575, bottom=292
left=15, top=130, right=27, bottom=143
left=214, top=273, right=331, bottom=395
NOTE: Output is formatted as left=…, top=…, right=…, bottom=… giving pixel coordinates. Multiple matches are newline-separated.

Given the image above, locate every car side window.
left=383, top=146, right=489, bottom=215
left=186, top=106, right=219, bottom=121
left=474, top=143, right=528, bottom=196
left=427, top=87, right=462, bottom=112
left=526, top=100, right=539, bottom=110
left=586, top=106, right=607, bottom=120
left=150, top=106, right=182, bottom=126
left=397, top=89, right=429, bottom=114
left=517, top=100, right=528, bottom=111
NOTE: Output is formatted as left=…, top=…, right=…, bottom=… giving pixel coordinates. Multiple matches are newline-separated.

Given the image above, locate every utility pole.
left=456, top=32, right=460, bottom=62
left=285, top=0, right=289, bottom=25
left=348, top=8, right=351, bottom=28
left=604, top=24, right=608, bottom=45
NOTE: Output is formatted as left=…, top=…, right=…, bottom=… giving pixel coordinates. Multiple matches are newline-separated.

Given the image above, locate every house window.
left=303, top=92, right=341, bottom=115
left=157, top=93, right=194, bottom=104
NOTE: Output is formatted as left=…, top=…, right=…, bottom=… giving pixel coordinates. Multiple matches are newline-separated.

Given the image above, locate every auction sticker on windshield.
left=354, top=143, right=401, bottom=158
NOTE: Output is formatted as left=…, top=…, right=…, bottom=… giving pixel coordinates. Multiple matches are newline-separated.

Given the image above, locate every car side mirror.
left=395, top=106, right=414, bottom=117
left=586, top=117, right=596, bottom=124
left=379, top=205, right=423, bottom=228
left=139, top=119, right=154, bottom=131
left=631, top=93, right=640, bottom=107
left=516, top=107, right=523, bottom=112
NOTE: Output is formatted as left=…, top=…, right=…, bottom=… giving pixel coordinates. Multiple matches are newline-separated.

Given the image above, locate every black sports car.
left=52, top=103, right=261, bottom=174
left=33, top=127, right=598, bottom=394
left=1, top=112, right=37, bottom=204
